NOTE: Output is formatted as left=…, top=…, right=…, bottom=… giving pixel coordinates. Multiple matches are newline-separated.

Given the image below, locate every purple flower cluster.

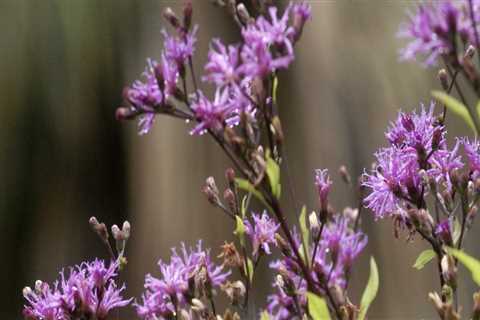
left=398, top=0, right=480, bottom=66
left=22, top=260, right=131, bottom=320
left=244, top=211, right=280, bottom=258
left=136, top=241, right=230, bottom=320
left=363, top=103, right=465, bottom=221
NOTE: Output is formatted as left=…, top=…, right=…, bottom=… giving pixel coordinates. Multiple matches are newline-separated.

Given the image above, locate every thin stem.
left=311, top=222, right=325, bottom=266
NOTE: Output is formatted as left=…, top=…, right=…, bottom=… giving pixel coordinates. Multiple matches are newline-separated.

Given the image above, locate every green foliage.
left=245, top=257, right=254, bottom=284
left=235, top=178, right=272, bottom=212
left=358, top=257, right=379, bottom=320
left=307, top=292, right=331, bottom=320
left=447, top=247, right=480, bottom=286
left=432, top=91, right=477, bottom=134
left=299, top=205, right=311, bottom=267
left=260, top=311, right=271, bottom=320
left=413, top=249, right=436, bottom=270
left=234, top=215, right=246, bottom=247
left=265, top=151, right=281, bottom=199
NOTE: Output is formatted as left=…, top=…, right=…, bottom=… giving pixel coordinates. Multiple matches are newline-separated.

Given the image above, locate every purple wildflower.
left=386, top=103, right=444, bottom=156
left=463, top=137, right=480, bottom=179
left=244, top=211, right=280, bottom=258
left=126, top=59, right=163, bottom=111
left=203, top=39, right=241, bottom=87
left=162, top=26, right=198, bottom=66
left=314, top=169, right=332, bottom=208
left=136, top=241, right=230, bottom=320
left=291, top=1, right=312, bottom=42
left=190, top=88, right=238, bottom=135
left=398, top=1, right=476, bottom=66
left=435, top=218, right=453, bottom=245
left=428, top=139, right=463, bottom=191
left=22, top=260, right=131, bottom=320
left=159, top=53, right=179, bottom=99
left=363, top=147, right=418, bottom=218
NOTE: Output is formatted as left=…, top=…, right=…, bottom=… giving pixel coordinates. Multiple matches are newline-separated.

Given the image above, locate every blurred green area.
left=1, top=1, right=479, bottom=319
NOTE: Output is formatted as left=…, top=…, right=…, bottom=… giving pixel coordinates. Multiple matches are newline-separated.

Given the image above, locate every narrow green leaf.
left=476, top=100, right=480, bottom=121
left=413, top=249, right=436, bottom=270
left=241, top=194, right=249, bottom=219
left=234, top=215, right=246, bottom=247
left=272, top=76, right=279, bottom=105
left=260, top=311, right=271, bottom=320
left=235, top=178, right=272, bottom=212
left=432, top=90, right=477, bottom=134
left=245, top=258, right=254, bottom=284
left=265, top=150, right=281, bottom=199
left=307, top=292, right=331, bottom=320
left=453, top=218, right=462, bottom=246
left=359, top=257, right=379, bottom=320
left=447, top=247, right=480, bottom=286
left=299, top=205, right=311, bottom=267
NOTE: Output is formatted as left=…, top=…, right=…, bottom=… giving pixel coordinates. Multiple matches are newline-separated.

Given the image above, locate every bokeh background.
left=2, top=1, right=479, bottom=319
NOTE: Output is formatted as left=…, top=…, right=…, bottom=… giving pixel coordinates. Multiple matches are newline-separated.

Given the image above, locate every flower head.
left=314, top=169, right=332, bottom=208
left=463, top=137, right=480, bottom=180
left=398, top=1, right=476, bottom=66
left=203, top=39, right=241, bottom=87
left=22, top=260, right=131, bottom=320
left=244, top=211, right=280, bottom=258
left=136, top=241, right=230, bottom=320
left=162, top=26, right=198, bottom=66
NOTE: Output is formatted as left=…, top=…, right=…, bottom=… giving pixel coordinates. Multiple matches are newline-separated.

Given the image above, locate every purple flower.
left=126, top=59, right=163, bottom=111
left=203, top=39, right=241, bottom=87
left=398, top=1, right=476, bottom=66
left=244, top=211, right=280, bottom=258
left=162, top=26, right=198, bottom=66
left=291, top=1, right=312, bottom=42
left=363, top=147, right=418, bottom=218
left=463, top=137, right=480, bottom=179
left=190, top=88, right=238, bottom=135
left=136, top=241, right=230, bottom=320
left=435, top=218, right=453, bottom=245
left=428, top=139, right=463, bottom=191
left=138, top=113, right=156, bottom=136
left=239, top=5, right=295, bottom=78
left=22, top=259, right=131, bottom=320
left=159, top=53, right=179, bottom=99
left=314, top=169, right=332, bottom=208
left=386, top=103, right=444, bottom=156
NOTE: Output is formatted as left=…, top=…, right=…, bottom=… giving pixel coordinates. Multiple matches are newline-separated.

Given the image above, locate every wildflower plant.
left=22, top=0, right=480, bottom=319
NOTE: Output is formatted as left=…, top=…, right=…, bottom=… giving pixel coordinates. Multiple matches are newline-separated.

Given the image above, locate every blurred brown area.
left=2, top=1, right=480, bottom=319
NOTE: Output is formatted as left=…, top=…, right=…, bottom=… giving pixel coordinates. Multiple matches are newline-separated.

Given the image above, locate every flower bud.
left=115, top=107, right=137, bottom=121
left=183, top=1, right=193, bottom=30
left=225, top=168, right=236, bottom=185
left=441, top=255, right=457, bottom=289
left=206, top=176, right=219, bottom=197
left=338, top=165, right=351, bottom=185
left=292, top=2, right=311, bottom=42
left=236, top=3, right=251, bottom=25
left=122, top=221, right=131, bottom=239
left=473, top=291, right=480, bottom=319
left=438, top=69, right=449, bottom=91
left=309, top=211, right=320, bottom=233
left=89, top=216, right=109, bottom=241
left=23, top=286, right=33, bottom=298
left=163, top=7, right=180, bottom=29
left=221, top=281, right=246, bottom=306
left=223, top=188, right=237, bottom=214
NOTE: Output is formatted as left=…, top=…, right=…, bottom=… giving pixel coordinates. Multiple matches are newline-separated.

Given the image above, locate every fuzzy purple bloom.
left=136, top=241, right=230, bottom=320
left=245, top=211, right=280, bottom=258
left=398, top=1, right=477, bottom=66
left=190, top=88, right=238, bottom=135
left=428, top=140, right=463, bottom=192
left=314, top=169, right=332, bottom=207
left=162, top=26, right=198, bottom=66
left=203, top=39, right=241, bottom=87
left=127, top=59, right=163, bottom=112
left=463, top=137, right=480, bottom=180
left=22, top=260, right=131, bottom=320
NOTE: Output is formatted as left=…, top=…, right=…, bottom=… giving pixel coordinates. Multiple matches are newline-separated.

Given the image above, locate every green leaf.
left=241, top=194, right=249, bottom=219
left=358, top=257, right=379, bottom=320
left=453, top=217, right=462, bottom=246
left=272, top=76, right=279, bottom=105
left=476, top=100, right=480, bottom=121
left=299, top=205, right=311, bottom=268
left=260, top=311, right=271, bottom=320
left=432, top=90, right=477, bottom=134
left=235, top=178, right=272, bottom=212
left=245, top=257, right=254, bottom=284
left=413, top=249, right=436, bottom=270
left=234, top=215, right=246, bottom=247
left=447, top=247, right=480, bottom=286
left=307, top=292, right=331, bottom=320
left=265, top=150, right=281, bottom=199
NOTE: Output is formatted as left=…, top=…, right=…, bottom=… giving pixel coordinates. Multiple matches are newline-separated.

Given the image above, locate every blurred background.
left=2, top=0, right=479, bottom=319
